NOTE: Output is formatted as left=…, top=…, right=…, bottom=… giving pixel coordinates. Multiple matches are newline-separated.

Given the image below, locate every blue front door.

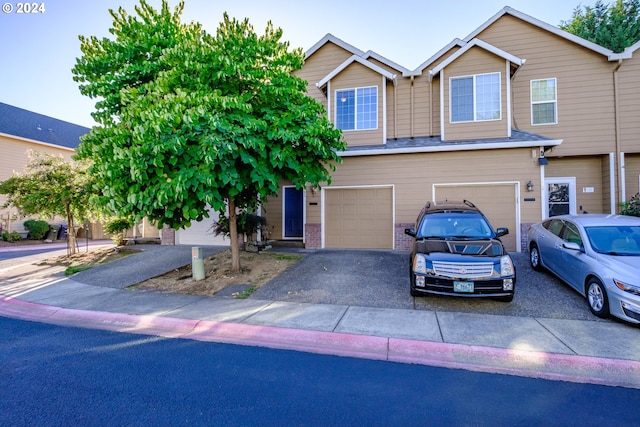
left=284, top=187, right=303, bottom=238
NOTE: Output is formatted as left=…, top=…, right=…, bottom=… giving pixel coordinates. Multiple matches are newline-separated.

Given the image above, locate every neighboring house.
left=0, top=102, right=88, bottom=236
left=0, top=102, right=162, bottom=241
left=248, top=6, right=640, bottom=253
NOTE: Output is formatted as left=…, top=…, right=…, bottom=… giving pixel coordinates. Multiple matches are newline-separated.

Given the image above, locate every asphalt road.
left=3, top=316, right=639, bottom=427
left=252, top=250, right=608, bottom=322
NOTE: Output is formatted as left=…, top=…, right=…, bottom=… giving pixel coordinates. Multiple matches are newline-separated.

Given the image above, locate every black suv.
left=404, top=200, right=516, bottom=302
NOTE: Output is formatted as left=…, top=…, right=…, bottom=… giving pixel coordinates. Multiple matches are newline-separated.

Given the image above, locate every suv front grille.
left=432, top=261, right=493, bottom=279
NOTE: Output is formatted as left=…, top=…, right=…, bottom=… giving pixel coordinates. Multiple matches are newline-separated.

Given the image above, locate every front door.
left=283, top=187, right=304, bottom=238
left=545, top=178, right=576, bottom=218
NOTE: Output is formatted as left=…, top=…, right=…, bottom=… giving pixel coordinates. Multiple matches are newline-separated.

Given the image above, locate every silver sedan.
left=527, top=214, right=640, bottom=324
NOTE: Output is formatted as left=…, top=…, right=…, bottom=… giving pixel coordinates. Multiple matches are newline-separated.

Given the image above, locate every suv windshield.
left=417, top=212, right=493, bottom=239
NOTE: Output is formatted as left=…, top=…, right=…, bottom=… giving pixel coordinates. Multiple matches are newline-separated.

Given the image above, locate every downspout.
left=613, top=59, right=623, bottom=211
left=410, top=75, right=415, bottom=138
left=394, top=78, right=398, bottom=139
left=428, top=74, right=433, bottom=136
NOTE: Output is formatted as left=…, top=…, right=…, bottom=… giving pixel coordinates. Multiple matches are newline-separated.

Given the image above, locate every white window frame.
left=334, top=86, right=378, bottom=131
left=531, top=78, right=558, bottom=126
left=449, top=72, right=501, bottom=123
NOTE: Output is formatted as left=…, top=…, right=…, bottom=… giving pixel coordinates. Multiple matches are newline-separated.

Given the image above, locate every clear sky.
left=0, top=0, right=584, bottom=128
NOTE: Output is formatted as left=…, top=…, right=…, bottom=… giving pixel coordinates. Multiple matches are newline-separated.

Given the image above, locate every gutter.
left=337, top=139, right=563, bottom=157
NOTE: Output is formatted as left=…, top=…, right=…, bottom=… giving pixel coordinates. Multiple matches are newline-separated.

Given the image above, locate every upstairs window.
left=335, top=86, right=377, bottom=131
left=531, top=78, right=557, bottom=125
left=450, top=72, right=501, bottom=123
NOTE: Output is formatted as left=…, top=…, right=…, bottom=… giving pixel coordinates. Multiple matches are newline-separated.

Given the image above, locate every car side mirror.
left=404, top=228, right=416, bottom=238
left=563, top=241, right=582, bottom=251
left=496, top=227, right=509, bottom=237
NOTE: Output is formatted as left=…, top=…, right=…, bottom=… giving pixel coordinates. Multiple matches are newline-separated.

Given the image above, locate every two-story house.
left=254, top=6, right=640, bottom=253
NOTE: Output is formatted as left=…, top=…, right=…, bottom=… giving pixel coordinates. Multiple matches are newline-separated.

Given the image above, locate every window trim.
left=449, top=72, right=502, bottom=124
left=531, top=78, right=558, bottom=126
left=334, top=86, right=378, bottom=132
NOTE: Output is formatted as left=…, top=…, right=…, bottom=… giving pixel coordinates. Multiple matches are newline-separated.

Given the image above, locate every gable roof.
left=317, top=55, right=397, bottom=90
left=0, top=102, right=89, bottom=150
left=428, top=38, right=525, bottom=80
left=465, top=6, right=628, bottom=61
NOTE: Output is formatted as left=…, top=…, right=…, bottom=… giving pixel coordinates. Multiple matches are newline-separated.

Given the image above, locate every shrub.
left=1, top=231, right=22, bottom=242
left=620, top=193, right=640, bottom=217
left=104, top=217, right=134, bottom=245
left=23, top=219, right=50, bottom=240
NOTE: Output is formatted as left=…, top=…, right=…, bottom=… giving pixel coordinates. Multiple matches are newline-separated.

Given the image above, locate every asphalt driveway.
left=251, top=249, right=607, bottom=322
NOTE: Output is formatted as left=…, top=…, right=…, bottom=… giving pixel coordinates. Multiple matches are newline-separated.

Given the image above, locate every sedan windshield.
left=585, top=225, right=640, bottom=255
left=417, top=213, right=493, bottom=239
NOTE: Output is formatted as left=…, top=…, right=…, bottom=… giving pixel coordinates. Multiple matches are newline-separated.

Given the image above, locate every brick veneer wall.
left=395, top=223, right=414, bottom=251
left=520, top=223, right=533, bottom=252
left=305, top=223, right=321, bottom=249
left=160, top=225, right=175, bottom=245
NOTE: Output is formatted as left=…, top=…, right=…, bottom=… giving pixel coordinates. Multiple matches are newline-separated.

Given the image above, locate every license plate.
left=454, top=281, right=474, bottom=293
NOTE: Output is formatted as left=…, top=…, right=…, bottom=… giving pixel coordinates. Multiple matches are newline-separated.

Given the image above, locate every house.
left=0, top=102, right=89, bottom=236
left=249, top=6, right=640, bottom=253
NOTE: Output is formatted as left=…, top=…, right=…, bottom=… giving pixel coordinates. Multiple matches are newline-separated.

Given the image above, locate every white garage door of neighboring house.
left=176, top=206, right=230, bottom=246
left=324, top=186, right=393, bottom=249
left=434, top=183, right=519, bottom=252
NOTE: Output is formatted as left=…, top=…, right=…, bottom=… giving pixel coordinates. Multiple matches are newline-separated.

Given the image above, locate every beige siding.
left=624, top=154, right=640, bottom=197
left=475, top=15, right=617, bottom=157
left=440, top=47, right=509, bottom=141
left=617, top=55, right=640, bottom=154
left=296, top=42, right=355, bottom=108
left=545, top=156, right=606, bottom=214
left=331, top=62, right=385, bottom=147
left=0, top=135, right=75, bottom=234
left=329, top=147, right=540, bottom=226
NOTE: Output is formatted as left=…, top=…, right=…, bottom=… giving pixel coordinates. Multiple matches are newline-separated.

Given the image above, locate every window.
left=450, top=73, right=501, bottom=123
left=335, top=86, right=377, bottom=131
left=531, top=78, right=557, bottom=125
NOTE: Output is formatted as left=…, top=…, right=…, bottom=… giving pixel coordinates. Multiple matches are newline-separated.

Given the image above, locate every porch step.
left=269, top=239, right=305, bottom=249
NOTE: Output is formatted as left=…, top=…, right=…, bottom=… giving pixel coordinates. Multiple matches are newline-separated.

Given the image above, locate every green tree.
left=560, top=0, right=640, bottom=52
left=0, top=152, right=93, bottom=254
left=72, top=0, right=345, bottom=272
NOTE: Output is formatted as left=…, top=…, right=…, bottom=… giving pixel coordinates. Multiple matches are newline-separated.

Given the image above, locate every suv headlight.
left=614, top=279, right=640, bottom=296
left=413, top=255, right=427, bottom=274
left=500, top=255, right=514, bottom=277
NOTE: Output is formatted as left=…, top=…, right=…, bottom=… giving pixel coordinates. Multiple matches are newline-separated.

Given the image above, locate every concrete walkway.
left=1, top=244, right=639, bottom=389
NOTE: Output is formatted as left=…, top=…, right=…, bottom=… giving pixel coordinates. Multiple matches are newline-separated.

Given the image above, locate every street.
left=2, top=316, right=639, bottom=426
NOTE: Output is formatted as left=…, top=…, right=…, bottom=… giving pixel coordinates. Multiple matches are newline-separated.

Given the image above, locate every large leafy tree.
left=0, top=152, right=92, bottom=254
left=72, top=1, right=344, bottom=271
left=560, top=0, right=640, bottom=52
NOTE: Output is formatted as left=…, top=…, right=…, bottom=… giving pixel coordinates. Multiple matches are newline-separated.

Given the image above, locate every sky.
left=0, top=0, right=585, bottom=128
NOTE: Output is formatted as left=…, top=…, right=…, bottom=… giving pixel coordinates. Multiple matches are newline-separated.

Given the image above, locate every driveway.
left=251, top=249, right=607, bottom=322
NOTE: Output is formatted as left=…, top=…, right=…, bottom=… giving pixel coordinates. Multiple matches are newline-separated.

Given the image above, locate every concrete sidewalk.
left=1, top=244, right=639, bottom=389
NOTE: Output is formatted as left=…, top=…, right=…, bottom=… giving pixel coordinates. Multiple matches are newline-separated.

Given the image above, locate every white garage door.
left=176, top=206, right=229, bottom=246
left=324, top=187, right=393, bottom=249
left=434, top=184, right=518, bottom=252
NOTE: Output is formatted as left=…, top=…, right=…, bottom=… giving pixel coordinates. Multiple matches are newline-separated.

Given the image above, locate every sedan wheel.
left=587, top=278, right=610, bottom=318
left=529, top=244, right=543, bottom=271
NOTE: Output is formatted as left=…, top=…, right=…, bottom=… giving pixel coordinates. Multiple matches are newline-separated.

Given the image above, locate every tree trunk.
left=66, top=204, right=77, bottom=255
left=228, top=198, right=241, bottom=273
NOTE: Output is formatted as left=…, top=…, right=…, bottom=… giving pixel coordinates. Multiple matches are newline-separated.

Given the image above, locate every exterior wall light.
left=527, top=181, right=534, bottom=192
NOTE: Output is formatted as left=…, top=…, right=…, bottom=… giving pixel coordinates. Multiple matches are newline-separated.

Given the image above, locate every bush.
left=620, top=193, right=640, bottom=217
left=23, top=219, right=50, bottom=240
left=104, top=217, right=133, bottom=245
left=1, top=231, right=22, bottom=242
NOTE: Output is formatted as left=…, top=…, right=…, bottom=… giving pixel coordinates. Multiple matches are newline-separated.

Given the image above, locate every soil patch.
left=39, top=247, right=140, bottom=272
left=132, top=250, right=303, bottom=298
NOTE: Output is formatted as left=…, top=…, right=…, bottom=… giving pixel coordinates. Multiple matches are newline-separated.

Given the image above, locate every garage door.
left=324, top=187, right=393, bottom=249
left=176, top=206, right=230, bottom=246
left=435, top=184, right=518, bottom=251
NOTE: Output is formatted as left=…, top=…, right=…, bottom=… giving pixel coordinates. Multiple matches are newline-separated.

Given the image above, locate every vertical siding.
left=475, top=15, right=617, bottom=156
left=440, top=48, right=509, bottom=141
